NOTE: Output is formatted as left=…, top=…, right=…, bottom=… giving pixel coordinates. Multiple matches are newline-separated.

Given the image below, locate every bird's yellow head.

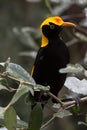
left=40, top=16, right=64, bottom=28
left=40, top=16, right=76, bottom=47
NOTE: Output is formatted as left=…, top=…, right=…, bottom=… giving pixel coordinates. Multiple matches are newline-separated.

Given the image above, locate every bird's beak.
left=62, top=22, right=76, bottom=27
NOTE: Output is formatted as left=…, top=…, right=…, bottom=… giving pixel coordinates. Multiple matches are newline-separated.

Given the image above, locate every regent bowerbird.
left=31, top=16, right=76, bottom=104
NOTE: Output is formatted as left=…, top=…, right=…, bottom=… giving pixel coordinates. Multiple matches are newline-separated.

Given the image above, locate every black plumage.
left=32, top=22, right=70, bottom=102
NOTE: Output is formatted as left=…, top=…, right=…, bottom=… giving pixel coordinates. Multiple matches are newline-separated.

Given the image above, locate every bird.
left=31, top=16, right=76, bottom=104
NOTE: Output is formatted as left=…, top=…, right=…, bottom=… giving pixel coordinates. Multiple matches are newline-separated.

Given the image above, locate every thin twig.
left=41, top=116, right=55, bottom=129
left=75, top=26, right=87, bottom=36
left=62, top=14, right=85, bottom=20
left=0, top=72, right=87, bottom=110
left=0, top=72, right=34, bottom=87
left=0, top=72, right=65, bottom=106
left=41, top=96, right=87, bottom=129
left=47, top=92, right=64, bottom=106
left=66, top=38, right=79, bottom=47
left=63, top=96, right=87, bottom=108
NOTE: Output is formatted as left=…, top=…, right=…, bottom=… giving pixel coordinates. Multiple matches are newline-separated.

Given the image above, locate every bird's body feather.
left=32, top=38, right=69, bottom=101
left=31, top=16, right=75, bottom=103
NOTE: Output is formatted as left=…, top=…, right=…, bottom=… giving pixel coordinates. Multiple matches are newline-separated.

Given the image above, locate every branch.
left=0, top=72, right=64, bottom=106
left=66, top=38, right=79, bottom=47
left=63, top=96, right=87, bottom=108
left=47, top=92, right=64, bottom=106
left=0, top=72, right=87, bottom=110
left=0, top=72, right=34, bottom=87
left=62, top=14, right=85, bottom=20
left=41, top=96, right=87, bottom=129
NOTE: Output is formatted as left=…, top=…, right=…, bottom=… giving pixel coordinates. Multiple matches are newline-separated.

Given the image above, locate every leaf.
left=65, top=77, right=87, bottom=95
left=0, top=57, right=10, bottom=69
left=4, top=106, right=17, bottom=130
left=26, top=0, right=41, bottom=2
left=28, top=103, right=43, bottom=130
left=0, top=78, right=11, bottom=91
left=53, top=110, right=72, bottom=118
left=85, top=114, right=87, bottom=123
left=0, top=62, right=5, bottom=67
left=6, top=63, right=35, bottom=84
left=34, top=84, right=50, bottom=91
left=0, top=107, right=6, bottom=125
left=0, top=84, right=9, bottom=91
left=0, top=78, right=10, bottom=91
left=0, top=108, right=28, bottom=129
left=78, top=121, right=87, bottom=126
left=72, top=105, right=81, bottom=114
left=8, top=84, right=34, bottom=107
left=22, top=32, right=39, bottom=50
left=19, top=51, right=37, bottom=59
left=52, top=103, right=61, bottom=109
left=0, top=78, right=8, bottom=86
left=59, top=64, right=84, bottom=74
left=42, top=114, right=53, bottom=126
left=17, top=119, right=28, bottom=129
left=0, top=114, right=4, bottom=126
left=75, top=32, right=87, bottom=42
left=13, top=27, right=39, bottom=51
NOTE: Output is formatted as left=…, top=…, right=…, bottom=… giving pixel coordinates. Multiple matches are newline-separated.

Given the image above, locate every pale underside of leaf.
left=65, top=77, right=87, bottom=95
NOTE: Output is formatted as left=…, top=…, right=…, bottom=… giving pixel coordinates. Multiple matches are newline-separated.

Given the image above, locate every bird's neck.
left=41, top=34, right=48, bottom=47
left=41, top=34, right=61, bottom=47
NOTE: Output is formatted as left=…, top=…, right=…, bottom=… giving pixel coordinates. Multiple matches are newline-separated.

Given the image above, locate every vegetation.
left=0, top=0, right=87, bottom=130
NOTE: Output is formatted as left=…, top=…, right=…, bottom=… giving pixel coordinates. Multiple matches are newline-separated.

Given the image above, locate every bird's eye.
left=50, top=24, right=55, bottom=29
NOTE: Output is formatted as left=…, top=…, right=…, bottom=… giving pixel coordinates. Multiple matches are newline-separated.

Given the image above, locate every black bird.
left=31, top=16, right=76, bottom=103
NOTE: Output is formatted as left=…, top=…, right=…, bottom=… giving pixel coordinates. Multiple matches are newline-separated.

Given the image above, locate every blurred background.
left=0, top=0, right=87, bottom=130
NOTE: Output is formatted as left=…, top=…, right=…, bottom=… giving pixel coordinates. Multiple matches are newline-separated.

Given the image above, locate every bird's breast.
left=43, top=41, right=69, bottom=69
left=32, top=39, right=69, bottom=84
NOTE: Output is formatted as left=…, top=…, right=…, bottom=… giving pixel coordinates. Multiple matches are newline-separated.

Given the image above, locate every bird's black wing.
left=31, top=47, right=47, bottom=84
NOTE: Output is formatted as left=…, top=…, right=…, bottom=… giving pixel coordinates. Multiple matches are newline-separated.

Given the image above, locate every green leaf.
left=34, top=84, right=50, bottom=91
left=0, top=78, right=10, bottom=91
left=19, top=51, right=37, bottom=59
left=72, top=105, right=80, bottom=114
left=28, top=103, right=43, bottom=130
left=85, top=114, right=87, bottom=123
left=59, top=64, right=84, bottom=74
left=78, top=121, right=87, bottom=126
left=53, top=110, right=72, bottom=118
left=42, top=114, right=53, bottom=126
left=52, top=103, right=61, bottom=109
left=0, top=107, right=28, bottom=129
left=6, top=63, right=35, bottom=84
left=17, top=119, right=28, bottom=129
left=13, top=27, right=39, bottom=51
left=0, top=116, right=4, bottom=126
left=0, top=57, right=10, bottom=69
left=4, top=106, right=17, bottom=130
left=23, top=32, right=39, bottom=50
left=0, top=62, right=5, bottom=67
left=0, top=107, right=6, bottom=126
left=0, top=84, right=8, bottom=91
left=0, top=78, right=8, bottom=86
left=8, top=84, right=34, bottom=106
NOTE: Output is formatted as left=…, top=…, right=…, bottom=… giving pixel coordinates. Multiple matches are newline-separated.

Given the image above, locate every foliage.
left=0, top=0, right=87, bottom=130
left=0, top=58, right=86, bottom=130
left=0, top=60, right=49, bottom=130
